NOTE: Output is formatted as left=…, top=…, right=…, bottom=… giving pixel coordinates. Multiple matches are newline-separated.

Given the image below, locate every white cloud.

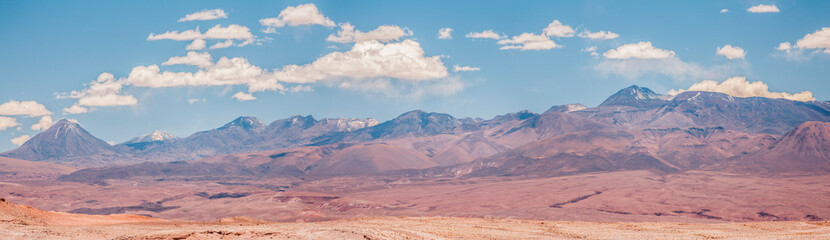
left=777, top=42, right=792, bottom=51
left=231, top=92, right=256, bottom=101
left=58, top=72, right=137, bottom=110
left=66, top=37, right=455, bottom=105
left=274, top=39, right=448, bottom=84
left=10, top=135, right=30, bottom=146
left=178, top=9, right=228, bottom=22
left=578, top=30, right=619, bottom=40
left=453, top=65, right=480, bottom=72
left=210, top=40, right=234, bottom=49
left=497, top=33, right=559, bottom=50
left=262, top=27, right=278, bottom=34
left=203, top=24, right=254, bottom=40
left=720, top=9, right=729, bottom=13
left=438, top=28, right=453, bottom=39
left=126, top=57, right=281, bottom=93
left=582, top=46, right=599, bottom=56
left=163, top=51, right=213, bottom=68
left=186, top=39, right=206, bottom=50
left=795, top=27, right=830, bottom=53
left=0, top=100, right=51, bottom=117
left=147, top=24, right=253, bottom=41
left=603, top=42, right=675, bottom=59
left=716, top=45, right=746, bottom=59
left=0, top=116, right=20, bottom=131
left=466, top=30, right=504, bottom=40
left=147, top=28, right=202, bottom=41
left=747, top=4, right=780, bottom=13
left=775, top=28, right=830, bottom=60
left=543, top=20, right=575, bottom=38
left=63, top=104, right=89, bottom=114
left=327, top=23, right=412, bottom=43
left=259, top=3, right=335, bottom=28
left=668, top=76, right=814, bottom=101
left=187, top=98, right=205, bottom=104
left=31, top=115, right=53, bottom=131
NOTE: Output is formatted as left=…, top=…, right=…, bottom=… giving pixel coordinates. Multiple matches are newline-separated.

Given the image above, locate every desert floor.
left=3, top=216, right=830, bottom=240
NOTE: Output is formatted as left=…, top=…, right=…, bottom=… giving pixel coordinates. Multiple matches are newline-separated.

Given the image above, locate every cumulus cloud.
left=10, top=135, right=30, bottom=146
left=0, top=100, right=51, bottom=117
left=231, top=92, right=256, bottom=101
left=775, top=28, right=830, bottom=60
left=438, top=28, right=453, bottom=39
left=603, top=42, right=675, bottom=59
left=747, top=4, right=780, bottom=13
left=453, top=65, right=480, bottom=72
left=668, top=76, right=814, bottom=101
left=57, top=72, right=137, bottom=114
left=274, top=39, right=448, bottom=83
left=65, top=36, right=456, bottom=107
left=163, top=51, right=213, bottom=68
left=777, top=42, right=792, bottom=51
left=259, top=3, right=335, bottom=29
left=497, top=33, right=559, bottom=50
left=273, top=39, right=458, bottom=97
left=63, top=104, right=89, bottom=114
left=31, top=116, right=53, bottom=131
left=466, top=30, right=504, bottom=40
left=720, top=9, right=729, bottom=13
left=578, top=30, right=619, bottom=40
left=147, top=24, right=254, bottom=41
left=187, top=98, right=206, bottom=104
left=327, top=23, right=412, bottom=43
left=123, top=40, right=447, bottom=95
left=0, top=116, right=19, bottom=131
left=178, top=9, right=228, bottom=22
left=126, top=56, right=280, bottom=93
left=795, top=27, right=830, bottom=54
left=186, top=39, right=206, bottom=50
left=716, top=45, right=746, bottom=59
left=543, top=20, right=575, bottom=38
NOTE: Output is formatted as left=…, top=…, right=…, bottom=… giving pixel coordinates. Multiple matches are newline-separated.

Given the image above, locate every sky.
left=0, top=0, right=829, bottom=151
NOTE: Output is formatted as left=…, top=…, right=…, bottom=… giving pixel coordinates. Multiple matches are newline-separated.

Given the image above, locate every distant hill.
left=1, top=119, right=118, bottom=163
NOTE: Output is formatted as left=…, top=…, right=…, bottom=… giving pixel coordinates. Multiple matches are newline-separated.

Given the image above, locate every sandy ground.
left=2, top=216, right=829, bottom=239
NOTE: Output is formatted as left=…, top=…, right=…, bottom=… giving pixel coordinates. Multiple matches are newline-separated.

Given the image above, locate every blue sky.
left=0, top=0, right=829, bottom=151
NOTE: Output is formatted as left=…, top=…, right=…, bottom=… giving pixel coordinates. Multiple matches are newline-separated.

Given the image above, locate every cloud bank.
left=668, top=76, right=814, bottom=101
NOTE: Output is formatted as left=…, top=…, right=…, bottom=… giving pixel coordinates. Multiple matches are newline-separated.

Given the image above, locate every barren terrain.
left=2, top=200, right=830, bottom=239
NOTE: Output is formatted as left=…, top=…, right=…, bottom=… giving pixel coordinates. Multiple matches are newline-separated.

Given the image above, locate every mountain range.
left=4, top=85, right=830, bottom=180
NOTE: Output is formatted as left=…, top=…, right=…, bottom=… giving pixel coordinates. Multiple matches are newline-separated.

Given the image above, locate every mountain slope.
left=0, top=119, right=118, bottom=162
left=739, top=121, right=830, bottom=173
left=576, top=90, right=830, bottom=134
